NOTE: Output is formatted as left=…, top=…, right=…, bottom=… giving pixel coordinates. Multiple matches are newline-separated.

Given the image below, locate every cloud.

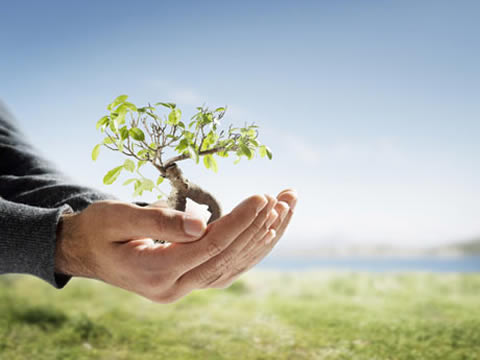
left=167, top=88, right=203, bottom=106
left=275, top=132, right=408, bottom=168
left=144, top=78, right=250, bottom=120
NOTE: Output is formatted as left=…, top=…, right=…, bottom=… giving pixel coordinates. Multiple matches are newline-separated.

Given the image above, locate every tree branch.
left=164, top=145, right=238, bottom=168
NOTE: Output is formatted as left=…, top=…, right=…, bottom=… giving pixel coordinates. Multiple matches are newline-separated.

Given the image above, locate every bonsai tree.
left=92, top=95, right=272, bottom=223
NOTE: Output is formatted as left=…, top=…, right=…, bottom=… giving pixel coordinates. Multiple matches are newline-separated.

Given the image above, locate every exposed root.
left=165, top=163, right=222, bottom=224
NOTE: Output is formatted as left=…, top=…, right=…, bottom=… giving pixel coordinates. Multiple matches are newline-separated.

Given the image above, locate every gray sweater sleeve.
left=0, top=100, right=118, bottom=288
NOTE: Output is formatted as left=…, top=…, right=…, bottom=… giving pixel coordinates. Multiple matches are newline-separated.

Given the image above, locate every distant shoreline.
left=271, top=252, right=475, bottom=259
left=273, top=241, right=480, bottom=258
left=259, top=255, right=480, bottom=273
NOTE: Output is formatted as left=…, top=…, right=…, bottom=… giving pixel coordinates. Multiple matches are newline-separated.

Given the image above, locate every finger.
left=272, top=190, right=297, bottom=240
left=266, top=189, right=297, bottom=234
left=221, top=195, right=277, bottom=257
left=210, top=191, right=297, bottom=287
left=227, top=204, right=279, bottom=263
left=176, top=195, right=276, bottom=287
left=147, top=200, right=169, bottom=208
left=269, top=201, right=289, bottom=229
left=243, top=204, right=295, bottom=271
left=170, top=194, right=268, bottom=287
left=232, top=200, right=287, bottom=263
left=108, top=203, right=207, bottom=243
left=233, top=193, right=296, bottom=274
left=206, top=192, right=295, bottom=287
left=209, top=228, right=277, bottom=289
left=277, top=188, right=297, bottom=198
left=265, top=208, right=279, bottom=229
left=277, top=189, right=297, bottom=209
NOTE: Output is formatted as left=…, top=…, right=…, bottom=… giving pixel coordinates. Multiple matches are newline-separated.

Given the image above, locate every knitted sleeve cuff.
left=0, top=198, right=74, bottom=289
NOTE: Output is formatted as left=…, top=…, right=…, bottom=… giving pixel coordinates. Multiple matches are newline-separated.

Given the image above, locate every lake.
left=257, top=255, right=480, bottom=272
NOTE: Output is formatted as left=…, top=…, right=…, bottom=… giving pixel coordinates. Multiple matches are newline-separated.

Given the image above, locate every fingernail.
left=266, top=210, right=278, bottom=228
left=256, top=196, right=268, bottom=215
left=265, top=229, right=276, bottom=244
left=184, top=215, right=205, bottom=237
left=291, top=198, right=298, bottom=212
left=279, top=202, right=290, bottom=221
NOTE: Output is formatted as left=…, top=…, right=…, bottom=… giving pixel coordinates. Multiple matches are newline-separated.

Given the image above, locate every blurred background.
left=1, top=0, right=480, bottom=266
left=2, top=1, right=480, bottom=359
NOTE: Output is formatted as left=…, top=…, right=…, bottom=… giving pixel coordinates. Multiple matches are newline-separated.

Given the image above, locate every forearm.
left=0, top=197, right=73, bottom=288
left=0, top=100, right=117, bottom=287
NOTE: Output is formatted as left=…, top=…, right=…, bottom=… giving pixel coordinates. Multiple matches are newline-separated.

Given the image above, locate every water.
left=257, top=256, right=480, bottom=273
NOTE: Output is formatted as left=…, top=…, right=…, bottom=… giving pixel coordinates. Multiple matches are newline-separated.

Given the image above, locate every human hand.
left=54, top=190, right=296, bottom=303
left=187, top=189, right=297, bottom=289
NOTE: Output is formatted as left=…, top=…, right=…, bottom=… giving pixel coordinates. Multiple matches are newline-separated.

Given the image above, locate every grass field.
left=1, top=271, right=479, bottom=360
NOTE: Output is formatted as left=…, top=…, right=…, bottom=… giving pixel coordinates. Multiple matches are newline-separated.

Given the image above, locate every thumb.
left=147, top=200, right=169, bottom=208
left=113, top=204, right=207, bottom=243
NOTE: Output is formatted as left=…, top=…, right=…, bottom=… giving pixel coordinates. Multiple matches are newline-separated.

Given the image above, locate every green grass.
left=1, top=271, right=480, bottom=360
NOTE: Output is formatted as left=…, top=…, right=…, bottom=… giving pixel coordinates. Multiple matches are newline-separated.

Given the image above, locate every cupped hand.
left=199, top=189, right=297, bottom=289
left=55, top=190, right=297, bottom=303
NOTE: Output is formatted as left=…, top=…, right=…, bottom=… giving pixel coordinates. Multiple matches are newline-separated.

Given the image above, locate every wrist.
left=54, top=212, right=76, bottom=275
left=55, top=211, right=95, bottom=279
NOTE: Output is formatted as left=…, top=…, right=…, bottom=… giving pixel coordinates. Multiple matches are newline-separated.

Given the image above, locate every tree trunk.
left=164, top=163, right=222, bottom=224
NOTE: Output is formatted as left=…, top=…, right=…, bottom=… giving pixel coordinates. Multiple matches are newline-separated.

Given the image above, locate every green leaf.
left=133, top=180, right=142, bottom=197
left=211, top=156, right=218, bottom=172
left=247, top=128, right=257, bottom=138
left=119, top=126, right=129, bottom=141
left=156, top=176, right=164, bottom=185
left=96, top=116, right=109, bottom=130
left=215, top=107, right=225, bottom=112
left=188, top=145, right=199, bottom=164
left=114, top=111, right=126, bottom=126
left=265, top=146, right=273, bottom=160
left=117, top=140, right=124, bottom=152
left=259, top=145, right=267, bottom=158
left=175, top=138, right=188, bottom=153
left=91, top=144, right=101, bottom=161
left=249, top=138, right=259, bottom=147
left=201, top=113, right=213, bottom=125
left=146, top=111, right=160, bottom=122
left=137, top=149, right=149, bottom=158
left=182, top=130, right=194, bottom=142
left=168, top=109, right=182, bottom=125
left=123, top=178, right=137, bottom=186
left=107, top=95, right=128, bottom=111
left=103, top=137, right=114, bottom=144
left=117, top=112, right=126, bottom=126
left=124, top=159, right=135, bottom=172
left=109, top=117, right=118, bottom=133
left=134, top=179, right=141, bottom=190
left=203, top=154, right=218, bottom=172
left=115, top=104, right=129, bottom=114
left=142, top=179, right=155, bottom=191
left=203, top=154, right=211, bottom=169
left=240, top=143, right=253, bottom=159
left=133, top=179, right=154, bottom=197
left=137, top=160, right=147, bottom=169
left=129, top=127, right=145, bottom=141
left=103, top=165, right=123, bottom=185
left=123, top=101, right=137, bottom=112
left=155, top=102, right=176, bottom=109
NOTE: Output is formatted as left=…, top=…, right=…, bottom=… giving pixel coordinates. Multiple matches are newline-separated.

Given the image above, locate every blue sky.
left=1, top=1, right=479, bottom=249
